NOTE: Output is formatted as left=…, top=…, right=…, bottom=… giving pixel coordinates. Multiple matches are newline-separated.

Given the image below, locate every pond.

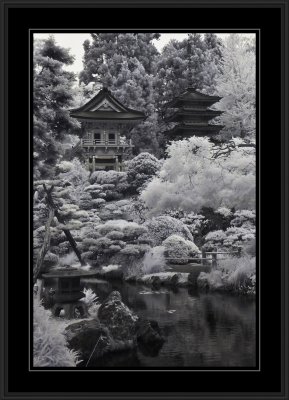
left=82, top=278, right=256, bottom=368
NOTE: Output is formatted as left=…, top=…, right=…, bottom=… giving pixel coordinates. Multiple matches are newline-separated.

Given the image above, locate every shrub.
left=80, top=288, right=99, bottom=307
left=56, top=160, right=74, bottom=173
left=56, top=158, right=90, bottom=203
left=141, top=137, right=255, bottom=214
left=94, top=237, right=113, bottom=250
left=59, top=252, right=78, bottom=267
left=140, top=246, right=166, bottom=275
left=43, top=252, right=59, bottom=268
left=97, top=220, right=147, bottom=239
left=108, top=245, right=122, bottom=253
left=120, top=244, right=141, bottom=256
left=33, top=299, right=80, bottom=367
left=122, top=223, right=147, bottom=240
left=243, top=239, right=256, bottom=257
left=106, top=231, right=125, bottom=240
left=204, top=225, right=255, bottom=252
left=89, top=170, right=129, bottom=196
left=197, top=270, right=223, bottom=290
left=163, top=235, right=200, bottom=264
left=79, top=192, right=94, bottom=210
left=144, top=216, right=193, bottom=246
left=230, top=209, right=255, bottom=228
left=197, top=255, right=256, bottom=294
left=92, top=198, right=106, bottom=208
left=126, top=152, right=162, bottom=193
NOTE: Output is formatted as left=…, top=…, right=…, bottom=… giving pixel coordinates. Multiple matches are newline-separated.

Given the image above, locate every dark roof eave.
left=163, top=125, right=224, bottom=136
left=165, top=97, right=221, bottom=108
left=70, top=88, right=145, bottom=116
left=70, top=112, right=145, bottom=121
left=165, top=111, right=223, bottom=122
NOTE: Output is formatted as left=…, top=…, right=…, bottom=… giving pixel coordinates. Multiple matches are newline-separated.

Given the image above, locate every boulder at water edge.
left=98, top=291, right=138, bottom=343
left=65, top=291, right=165, bottom=364
left=65, top=319, right=111, bottom=360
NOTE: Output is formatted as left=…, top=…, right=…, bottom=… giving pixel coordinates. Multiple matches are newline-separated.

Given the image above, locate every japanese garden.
left=33, top=32, right=256, bottom=368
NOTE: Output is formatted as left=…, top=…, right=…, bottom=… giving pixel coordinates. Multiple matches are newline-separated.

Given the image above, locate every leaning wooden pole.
left=33, top=207, right=55, bottom=285
left=43, top=184, right=86, bottom=266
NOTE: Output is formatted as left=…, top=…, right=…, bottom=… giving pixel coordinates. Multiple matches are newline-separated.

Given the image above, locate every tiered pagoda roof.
left=70, top=87, right=145, bottom=123
left=163, top=86, right=224, bottom=139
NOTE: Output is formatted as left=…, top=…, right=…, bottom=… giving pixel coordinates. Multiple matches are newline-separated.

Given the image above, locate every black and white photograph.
left=32, top=31, right=258, bottom=369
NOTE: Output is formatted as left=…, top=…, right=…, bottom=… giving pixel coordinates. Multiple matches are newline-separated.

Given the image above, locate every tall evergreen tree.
left=153, top=33, right=222, bottom=115
left=79, top=33, right=162, bottom=155
left=33, top=35, right=80, bottom=179
left=213, top=34, right=256, bottom=140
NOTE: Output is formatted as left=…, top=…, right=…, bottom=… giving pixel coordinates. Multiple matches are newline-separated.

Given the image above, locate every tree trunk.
left=43, top=184, right=86, bottom=266
left=33, top=207, right=55, bottom=284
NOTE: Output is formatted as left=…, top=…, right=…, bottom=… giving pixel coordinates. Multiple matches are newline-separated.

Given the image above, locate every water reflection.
left=82, top=279, right=256, bottom=368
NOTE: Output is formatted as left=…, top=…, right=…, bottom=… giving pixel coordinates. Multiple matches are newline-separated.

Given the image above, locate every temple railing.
left=81, top=138, right=133, bottom=147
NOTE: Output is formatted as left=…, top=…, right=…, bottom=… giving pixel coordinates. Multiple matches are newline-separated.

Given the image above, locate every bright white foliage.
left=215, top=207, right=232, bottom=217
left=102, top=264, right=120, bottom=272
left=56, top=158, right=90, bottom=202
left=141, top=246, right=166, bottom=275
left=97, top=219, right=147, bottom=238
left=163, top=234, right=200, bottom=263
left=213, top=34, right=256, bottom=139
left=230, top=209, right=255, bottom=227
left=126, top=152, right=162, bottom=191
left=33, top=299, right=80, bottom=367
left=141, top=137, right=255, bottom=214
left=144, top=215, right=194, bottom=246
left=80, top=288, right=98, bottom=306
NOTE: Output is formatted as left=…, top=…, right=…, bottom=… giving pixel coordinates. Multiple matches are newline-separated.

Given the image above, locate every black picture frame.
left=1, top=1, right=288, bottom=399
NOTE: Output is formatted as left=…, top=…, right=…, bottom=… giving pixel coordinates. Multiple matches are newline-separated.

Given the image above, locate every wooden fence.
left=165, top=249, right=240, bottom=269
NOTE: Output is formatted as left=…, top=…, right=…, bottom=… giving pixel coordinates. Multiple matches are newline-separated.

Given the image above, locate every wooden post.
left=115, top=156, right=119, bottom=172
left=202, top=249, right=207, bottom=266
left=33, top=206, right=55, bottom=284
left=212, top=252, right=217, bottom=269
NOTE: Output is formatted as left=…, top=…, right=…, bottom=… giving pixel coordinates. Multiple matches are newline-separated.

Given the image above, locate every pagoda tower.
left=70, top=87, right=145, bottom=172
left=163, top=37, right=224, bottom=140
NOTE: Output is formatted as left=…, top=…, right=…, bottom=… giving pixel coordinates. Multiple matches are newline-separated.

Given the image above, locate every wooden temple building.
left=163, top=87, right=224, bottom=140
left=70, top=88, right=145, bottom=172
left=163, top=36, right=224, bottom=141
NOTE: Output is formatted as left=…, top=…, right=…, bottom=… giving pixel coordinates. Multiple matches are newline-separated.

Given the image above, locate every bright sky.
left=34, top=33, right=189, bottom=74
left=34, top=32, right=253, bottom=75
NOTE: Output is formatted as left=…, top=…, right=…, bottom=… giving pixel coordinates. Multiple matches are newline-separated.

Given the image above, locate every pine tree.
left=79, top=33, right=162, bottom=155
left=33, top=35, right=80, bottom=179
left=153, top=33, right=222, bottom=113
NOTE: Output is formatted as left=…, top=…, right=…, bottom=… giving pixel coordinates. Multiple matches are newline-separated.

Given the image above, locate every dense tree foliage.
left=33, top=33, right=256, bottom=289
left=141, top=137, right=255, bottom=214
left=79, top=33, right=162, bottom=155
left=213, top=34, right=256, bottom=140
left=153, top=33, right=222, bottom=112
left=126, top=152, right=162, bottom=193
left=33, top=36, right=80, bottom=179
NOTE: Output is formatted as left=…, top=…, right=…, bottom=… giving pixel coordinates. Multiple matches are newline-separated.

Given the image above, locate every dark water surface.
left=83, top=278, right=256, bottom=368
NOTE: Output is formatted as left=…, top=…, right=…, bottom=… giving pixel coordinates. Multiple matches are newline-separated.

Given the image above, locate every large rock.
left=98, top=291, right=138, bottom=343
left=188, top=265, right=211, bottom=286
left=138, top=272, right=181, bottom=287
left=65, top=291, right=165, bottom=365
left=65, top=319, right=111, bottom=360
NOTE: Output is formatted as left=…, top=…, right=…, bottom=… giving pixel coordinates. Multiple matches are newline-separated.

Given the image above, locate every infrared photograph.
left=32, top=32, right=257, bottom=369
